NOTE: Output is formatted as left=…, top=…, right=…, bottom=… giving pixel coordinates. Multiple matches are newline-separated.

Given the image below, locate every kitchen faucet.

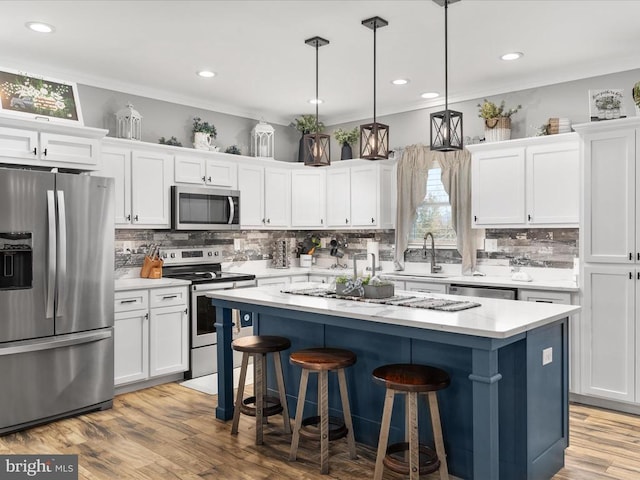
left=423, top=232, right=442, bottom=274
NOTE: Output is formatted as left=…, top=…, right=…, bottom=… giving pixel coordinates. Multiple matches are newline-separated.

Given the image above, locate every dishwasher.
left=448, top=284, right=517, bottom=300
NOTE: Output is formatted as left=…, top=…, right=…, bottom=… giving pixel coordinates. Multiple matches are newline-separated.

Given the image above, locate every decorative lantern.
left=115, top=103, right=142, bottom=141
left=251, top=120, right=275, bottom=158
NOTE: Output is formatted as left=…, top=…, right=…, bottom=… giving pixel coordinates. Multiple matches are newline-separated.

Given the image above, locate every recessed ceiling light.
left=308, top=98, right=323, bottom=104
left=26, top=22, right=55, bottom=33
left=501, top=52, right=523, bottom=61
left=421, top=92, right=440, bottom=99
left=197, top=70, right=216, bottom=78
left=392, top=79, right=409, bottom=85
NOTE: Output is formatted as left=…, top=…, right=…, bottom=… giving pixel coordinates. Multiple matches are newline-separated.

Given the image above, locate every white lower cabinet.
left=581, top=266, right=636, bottom=402
left=114, top=286, right=189, bottom=387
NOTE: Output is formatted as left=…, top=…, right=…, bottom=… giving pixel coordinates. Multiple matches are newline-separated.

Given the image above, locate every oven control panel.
left=161, top=247, right=221, bottom=265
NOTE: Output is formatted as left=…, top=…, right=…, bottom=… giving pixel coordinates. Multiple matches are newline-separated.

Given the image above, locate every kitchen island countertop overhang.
left=208, top=283, right=580, bottom=480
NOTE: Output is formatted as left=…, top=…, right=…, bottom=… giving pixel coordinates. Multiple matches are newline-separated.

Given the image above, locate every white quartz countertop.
left=207, top=283, right=580, bottom=339
left=115, top=277, right=191, bottom=291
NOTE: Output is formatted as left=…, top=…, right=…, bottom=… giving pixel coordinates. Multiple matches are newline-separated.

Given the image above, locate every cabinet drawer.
left=115, top=289, right=149, bottom=313
left=405, top=281, right=447, bottom=294
left=149, top=287, right=188, bottom=308
left=518, top=289, right=571, bottom=304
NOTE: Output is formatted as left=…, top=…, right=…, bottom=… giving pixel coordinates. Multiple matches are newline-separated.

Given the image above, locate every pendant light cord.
left=444, top=0, right=449, bottom=111
left=373, top=21, right=377, bottom=122
left=315, top=40, right=319, bottom=132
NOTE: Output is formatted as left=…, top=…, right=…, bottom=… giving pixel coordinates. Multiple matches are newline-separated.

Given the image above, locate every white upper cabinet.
left=238, top=162, right=290, bottom=228
left=326, top=168, right=351, bottom=227
left=291, top=168, right=325, bottom=227
left=0, top=115, right=105, bottom=170
left=351, top=164, right=379, bottom=226
left=579, top=125, right=636, bottom=264
left=174, top=152, right=237, bottom=189
left=97, top=139, right=173, bottom=228
left=468, top=133, right=579, bottom=228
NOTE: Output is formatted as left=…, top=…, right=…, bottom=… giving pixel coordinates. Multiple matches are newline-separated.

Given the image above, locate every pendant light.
left=360, top=16, right=389, bottom=160
left=430, top=0, right=463, bottom=151
left=304, top=36, right=330, bottom=167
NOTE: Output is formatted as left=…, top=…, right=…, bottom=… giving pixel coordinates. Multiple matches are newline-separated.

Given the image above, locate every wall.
left=77, top=84, right=300, bottom=162
left=115, top=227, right=578, bottom=274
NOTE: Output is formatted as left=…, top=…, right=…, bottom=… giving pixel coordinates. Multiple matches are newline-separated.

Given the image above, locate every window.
left=409, top=167, right=457, bottom=247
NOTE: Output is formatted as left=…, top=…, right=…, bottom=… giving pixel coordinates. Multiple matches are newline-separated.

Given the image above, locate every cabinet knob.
left=371, top=217, right=375, bottom=224
left=144, top=313, right=149, bottom=320
left=201, top=176, right=206, bottom=182
left=43, top=148, right=47, bottom=157
left=208, top=176, right=212, bottom=182
left=474, top=215, right=478, bottom=222
left=630, top=272, right=633, bottom=280
left=267, top=218, right=270, bottom=224
left=527, top=214, right=532, bottom=221
left=261, top=218, right=265, bottom=224
left=134, top=214, right=139, bottom=222
left=32, top=147, right=37, bottom=156
left=184, top=308, right=188, bottom=315
left=637, top=253, right=639, bottom=261
left=638, top=272, right=640, bottom=280
left=320, top=218, right=323, bottom=224
left=345, top=218, right=348, bottom=224
left=630, top=253, right=634, bottom=261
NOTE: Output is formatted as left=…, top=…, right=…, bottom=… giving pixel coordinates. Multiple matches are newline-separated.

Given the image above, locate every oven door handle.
left=227, top=196, right=235, bottom=224
left=192, top=282, right=237, bottom=292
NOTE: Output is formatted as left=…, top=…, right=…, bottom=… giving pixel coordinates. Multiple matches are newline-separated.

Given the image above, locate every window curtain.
left=438, top=149, right=482, bottom=275
left=394, top=145, right=481, bottom=274
left=393, top=145, right=431, bottom=270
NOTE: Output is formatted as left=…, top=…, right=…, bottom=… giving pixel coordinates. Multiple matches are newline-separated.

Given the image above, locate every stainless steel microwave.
left=171, top=186, right=240, bottom=230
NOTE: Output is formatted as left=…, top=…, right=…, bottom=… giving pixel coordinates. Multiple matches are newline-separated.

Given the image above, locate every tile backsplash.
left=115, top=228, right=578, bottom=272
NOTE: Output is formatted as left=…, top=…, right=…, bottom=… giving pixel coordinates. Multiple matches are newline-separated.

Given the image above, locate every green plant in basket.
left=336, top=275, right=351, bottom=285
left=634, top=82, right=640, bottom=108
left=192, top=117, right=217, bottom=138
left=333, top=127, right=359, bottom=146
left=290, top=114, right=325, bottom=134
left=477, top=99, right=522, bottom=120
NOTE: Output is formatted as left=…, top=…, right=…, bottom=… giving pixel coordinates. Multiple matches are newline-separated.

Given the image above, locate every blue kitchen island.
left=208, top=284, right=580, bottom=480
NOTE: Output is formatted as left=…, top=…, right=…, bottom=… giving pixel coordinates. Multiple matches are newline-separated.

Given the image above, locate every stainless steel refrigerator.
left=0, top=167, right=115, bottom=435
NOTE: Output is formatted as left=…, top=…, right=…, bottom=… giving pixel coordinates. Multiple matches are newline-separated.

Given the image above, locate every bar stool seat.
left=289, top=347, right=357, bottom=475
left=372, top=363, right=450, bottom=480
left=231, top=335, right=291, bottom=445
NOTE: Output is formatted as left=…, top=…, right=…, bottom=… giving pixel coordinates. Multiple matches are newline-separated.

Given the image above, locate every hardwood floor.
left=1, top=383, right=640, bottom=479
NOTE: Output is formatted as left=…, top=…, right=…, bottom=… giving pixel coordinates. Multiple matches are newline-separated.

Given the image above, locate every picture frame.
left=0, top=67, right=83, bottom=124
left=588, top=89, right=626, bottom=121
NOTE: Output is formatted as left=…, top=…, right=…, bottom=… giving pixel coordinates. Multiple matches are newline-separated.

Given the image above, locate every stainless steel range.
left=161, top=247, right=256, bottom=379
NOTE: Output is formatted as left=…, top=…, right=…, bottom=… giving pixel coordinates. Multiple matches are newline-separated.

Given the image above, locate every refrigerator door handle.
left=0, top=329, right=112, bottom=356
left=56, top=190, right=67, bottom=318
left=46, top=190, right=56, bottom=319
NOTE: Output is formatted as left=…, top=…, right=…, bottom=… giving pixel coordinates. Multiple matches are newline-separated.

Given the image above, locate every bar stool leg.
left=273, top=351, right=291, bottom=433
left=231, top=352, right=249, bottom=435
left=374, top=388, right=395, bottom=480
left=319, top=370, right=329, bottom=474
left=289, top=368, right=309, bottom=461
left=255, top=352, right=264, bottom=445
left=261, top=353, right=269, bottom=425
left=428, top=391, right=449, bottom=480
left=408, top=391, right=419, bottom=480
left=337, top=368, right=357, bottom=459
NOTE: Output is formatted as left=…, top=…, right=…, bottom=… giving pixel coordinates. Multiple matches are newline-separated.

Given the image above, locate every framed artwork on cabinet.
left=0, top=67, right=83, bottom=124
left=588, top=89, right=626, bottom=121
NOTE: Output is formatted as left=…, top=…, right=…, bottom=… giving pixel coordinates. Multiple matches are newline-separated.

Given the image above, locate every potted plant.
left=192, top=116, right=217, bottom=150
left=224, top=145, right=242, bottom=155
left=334, top=275, right=364, bottom=297
left=361, top=275, right=395, bottom=299
left=333, top=127, right=359, bottom=160
left=290, top=114, right=325, bottom=163
left=634, top=81, right=640, bottom=115
left=158, top=136, right=182, bottom=147
left=477, top=99, right=522, bottom=142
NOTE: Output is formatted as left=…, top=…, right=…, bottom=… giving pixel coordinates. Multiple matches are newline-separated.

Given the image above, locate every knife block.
left=140, top=256, right=163, bottom=278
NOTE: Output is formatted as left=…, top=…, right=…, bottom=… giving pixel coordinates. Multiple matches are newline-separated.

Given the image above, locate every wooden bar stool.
left=372, top=363, right=450, bottom=480
left=231, top=335, right=291, bottom=445
left=289, top=347, right=357, bottom=475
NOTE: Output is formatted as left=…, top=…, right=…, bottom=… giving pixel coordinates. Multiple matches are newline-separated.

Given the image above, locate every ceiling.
left=2, top=1, right=640, bottom=126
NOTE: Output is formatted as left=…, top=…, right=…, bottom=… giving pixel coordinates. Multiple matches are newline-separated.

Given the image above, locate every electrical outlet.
left=542, top=347, right=553, bottom=366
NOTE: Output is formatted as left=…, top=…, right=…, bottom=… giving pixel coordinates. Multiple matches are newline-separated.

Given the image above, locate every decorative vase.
left=484, top=117, right=511, bottom=142
left=341, top=143, right=353, bottom=160
left=193, top=132, right=212, bottom=150
left=298, top=135, right=306, bottom=162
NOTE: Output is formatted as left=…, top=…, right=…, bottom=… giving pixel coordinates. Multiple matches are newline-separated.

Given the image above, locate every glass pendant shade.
left=360, top=122, right=389, bottom=159
left=430, top=109, right=463, bottom=151
left=303, top=132, right=331, bottom=166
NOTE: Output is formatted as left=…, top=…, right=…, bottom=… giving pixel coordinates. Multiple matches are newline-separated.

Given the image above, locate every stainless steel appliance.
left=448, top=284, right=517, bottom=300
left=0, top=168, right=114, bottom=435
left=161, top=247, right=256, bottom=378
left=171, top=186, right=240, bottom=230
